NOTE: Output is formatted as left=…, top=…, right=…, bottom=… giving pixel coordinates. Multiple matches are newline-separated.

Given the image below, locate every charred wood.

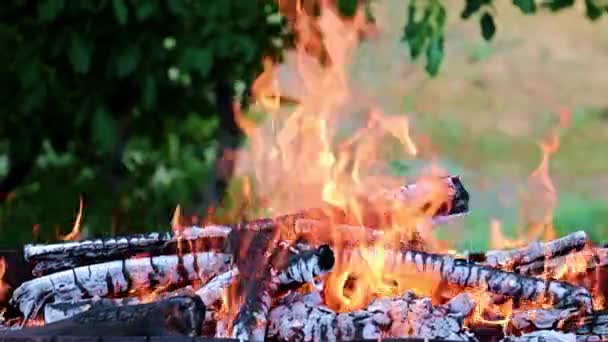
left=10, top=252, right=232, bottom=320
left=196, top=268, right=239, bottom=307
left=267, top=291, right=476, bottom=342
left=231, top=267, right=277, bottom=341
left=484, top=232, right=588, bottom=269
left=387, top=248, right=593, bottom=311
left=500, top=331, right=577, bottom=342
left=515, top=248, right=608, bottom=277
left=275, top=244, right=335, bottom=288
left=24, top=226, right=230, bottom=276
left=2, top=295, right=205, bottom=337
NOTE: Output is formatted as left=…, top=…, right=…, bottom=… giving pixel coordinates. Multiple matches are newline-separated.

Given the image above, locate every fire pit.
left=0, top=175, right=606, bottom=342
left=1, top=4, right=606, bottom=342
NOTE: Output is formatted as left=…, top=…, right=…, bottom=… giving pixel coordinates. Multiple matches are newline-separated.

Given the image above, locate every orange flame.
left=229, top=3, right=458, bottom=312
left=60, top=197, right=84, bottom=241
left=0, top=257, right=9, bottom=302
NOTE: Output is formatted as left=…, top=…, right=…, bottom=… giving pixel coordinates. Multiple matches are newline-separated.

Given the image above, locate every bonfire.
left=1, top=4, right=606, bottom=342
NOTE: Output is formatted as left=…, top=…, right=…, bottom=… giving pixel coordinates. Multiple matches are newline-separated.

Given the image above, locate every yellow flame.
left=60, top=197, right=84, bottom=241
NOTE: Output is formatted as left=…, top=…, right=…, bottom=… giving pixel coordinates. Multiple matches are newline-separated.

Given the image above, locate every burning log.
left=484, top=231, right=588, bottom=269
left=10, top=252, right=232, bottom=321
left=516, top=248, right=608, bottom=277
left=388, top=249, right=593, bottom=311
left=42, top=286, right=198, bottom=324
left=276, top=244, right=335, bottom=288
left=267, top=291, right=476, bottom=342
left=231, top=268, right=278, bottom=341
left=196, top=268, right=239, bottom=306
left=24, top=226, right=231, bottom=276
left=500, top=330, right=577, bottom=342
left=3, top=295, right=206, bottom=337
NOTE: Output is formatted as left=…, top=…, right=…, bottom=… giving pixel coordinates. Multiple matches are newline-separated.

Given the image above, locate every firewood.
left=24, top=226, right=231, bottom=276
left=267, top=291, right=476, bottom=342
left=42, top=287, right=198, bottom=325
left=196, top=268, right=239, bottom=306
left=275, top=244, right=335, bottom=287
left=515, top=248, right=608, bottom=277
left=387, top=248, right=593, bottom=311
left=2, top=295, right=205, bottom=337
left=484, top=231, right=588, bottom=269
left=231, top=268, right=278, bottom=342
left=10, top=252, right=232, bottom=321
left=500, top=330, right=577, bottom=342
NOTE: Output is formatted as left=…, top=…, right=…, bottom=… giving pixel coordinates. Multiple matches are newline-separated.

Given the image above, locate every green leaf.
left=542, top=0, right=575, bottom=11
left=180, top=47, right=213, bottom=77
left=112, top=0, right=128, bottom=25
left=585, top=0, right=603, bottom=20
left=135, top=0, right=158, bottom=21
left=22, top=85, right=48, bottom=114
left=91, top=107, right=119, bottom=154
left=513, top=0, right=536, bottom=14
left=68, top=33, right=93, bottom=74
left=141, top=76, right=157, bottom=111
left=167, top=0, right=188, bottom=15
left=337, top=0, right=358, bottom=17
left=115, top=46, right=141, bottom=77
left=37, top=0, right=65, bottom=22
left=461, top=0, right=485, bottom=19
left=404, top=2, right=427, bottom=60
left=18, top=59, right=43, bottom=89
left=425, top=34, right=443, bottom=76
left=480, top=12, right=496, bottom=41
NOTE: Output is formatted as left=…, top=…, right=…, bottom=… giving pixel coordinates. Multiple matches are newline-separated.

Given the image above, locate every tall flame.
left=232, top=3, right=454, bottom=312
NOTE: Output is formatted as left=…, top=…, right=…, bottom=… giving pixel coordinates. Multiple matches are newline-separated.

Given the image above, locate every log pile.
left=1, top=175, right=607, bottom=341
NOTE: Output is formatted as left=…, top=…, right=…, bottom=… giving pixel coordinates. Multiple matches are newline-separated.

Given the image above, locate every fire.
left=0, top=257, right=9, bottom=302
left=60, top=197, right=84, bottom=241
left=232, top=2, right=455, bottom=312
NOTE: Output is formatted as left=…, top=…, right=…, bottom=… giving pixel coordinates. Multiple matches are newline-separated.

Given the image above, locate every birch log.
left=231, top=268, right=278, bottom=341
left=267, top=291, right=476, bottom=342
left=24, top=226, right=230, bottom=276
left=10, top=252, right=232, bottom=320
left=386, top=248, right=593, bottom=311
left=516, top=248, right=608, bottom=277
left=484, top=231, right=588, bottom=269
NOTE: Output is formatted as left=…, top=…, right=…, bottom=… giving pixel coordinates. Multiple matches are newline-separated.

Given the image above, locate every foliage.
left=401, top=0, right=608, bottom=77
left=0, top=0, right=286, bottom=245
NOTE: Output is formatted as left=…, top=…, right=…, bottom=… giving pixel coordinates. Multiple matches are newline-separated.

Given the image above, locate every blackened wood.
left=275, top=244, right=334, bottom=287
left=231, top=267, right=277, bottom=342
left=24, top=226, right=229, bottom=276
left=11, top=252, right=232, bottom=320
left=516, top=248, right=608, bottom=277
left=267, top=291, right=475, bottom=342
left=388, top=248, right=593, bottom=311
left=484, top=231, right=588, bottom=269
left=1, top=295, right=205, bottom=337
left=500, top=331, right=577, bottom=341
left=196, top=269, right=239, bottom=307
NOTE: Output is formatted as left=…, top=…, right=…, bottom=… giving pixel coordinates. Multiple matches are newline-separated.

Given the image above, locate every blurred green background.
left=1, top=0, right=607, bottom=250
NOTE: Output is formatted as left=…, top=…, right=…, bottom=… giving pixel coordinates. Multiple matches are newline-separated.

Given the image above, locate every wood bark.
left=267, top=291, right=476, bottom=342
left=275, top=244, right=335, bottom=287
left=10, top=252, right=232, bottom=321
left=24, top=226, right=230, bottom=276
left=195, top=268, right=239, bottom=307
left=515, top=248, right=608, bottom=277
left=386, top=248, right=593, bottom=311
left=484, top=231, right=588, bottom=269
left=231, top=267, right=277, bottom=342
left=2, top=295, right=205, bottom=337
